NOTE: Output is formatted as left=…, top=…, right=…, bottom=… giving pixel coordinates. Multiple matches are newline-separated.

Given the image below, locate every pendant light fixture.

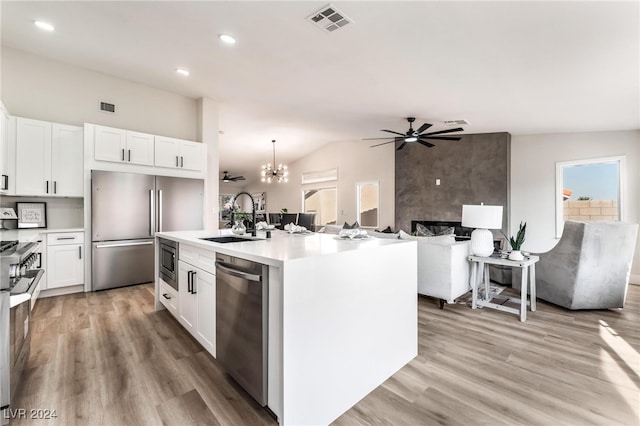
left=261, top=139, right=288, bottom=183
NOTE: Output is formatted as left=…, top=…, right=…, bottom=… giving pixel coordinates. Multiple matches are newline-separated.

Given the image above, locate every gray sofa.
left=520, top=221, right=638, bottom=310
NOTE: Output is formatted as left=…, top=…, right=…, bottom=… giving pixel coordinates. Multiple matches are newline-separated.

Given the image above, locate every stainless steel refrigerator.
left=91, top=170, right=203, bottom=291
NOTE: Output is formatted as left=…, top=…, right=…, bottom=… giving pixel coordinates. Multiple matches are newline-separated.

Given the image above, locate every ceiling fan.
left=364, top=117, right=464, bottom=151
left=220, top=171, right=245, bottom=182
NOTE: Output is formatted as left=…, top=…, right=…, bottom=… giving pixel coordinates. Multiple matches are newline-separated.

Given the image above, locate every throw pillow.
left=373, top=231, right=400, bottom=239
left=398, top=230, right=456, bottom=244
left=416, top=223, right=435, bottom=237
left=438, top=226, right=455, bottom=236
left=342, top=221, right=360, bottom=229
left=376, top=225, right=394, bottom=233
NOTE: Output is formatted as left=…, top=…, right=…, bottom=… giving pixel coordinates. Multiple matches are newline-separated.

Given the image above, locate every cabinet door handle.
left=78, top=246, right=82, bottom=259
left=128, top=150, right=131, bottom=162
left=191, top=271, right=197, bottom=294
left=187, top=271, right=191, bottom=293
left=46, top=180, right=49, bottom=193
left=180, top=156, right=184, bottom=168
left=162, top=293, right=171, bottom=300
left=37, top=252, right=42, bottom=268
left=176, top=156, right=179, bottom=167
left=54, top=181, right=57, bottom=194
left=1, top=174, right=7, bottom=190
left=121, top=149, right=125, bottom=161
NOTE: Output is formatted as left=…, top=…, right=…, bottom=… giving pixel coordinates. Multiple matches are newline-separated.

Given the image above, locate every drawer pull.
left=57, top=237, right=75, bottom=240
left=162, top=293, right=171, bottom=300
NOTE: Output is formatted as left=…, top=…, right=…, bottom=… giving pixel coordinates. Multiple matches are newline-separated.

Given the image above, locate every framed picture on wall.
left=17, top=202, right=47, bottom=228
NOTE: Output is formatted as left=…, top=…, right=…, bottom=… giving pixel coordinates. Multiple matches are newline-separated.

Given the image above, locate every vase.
left=508, top=250, right=524, bottom=261
left=231, top=220, right=246, bottom=235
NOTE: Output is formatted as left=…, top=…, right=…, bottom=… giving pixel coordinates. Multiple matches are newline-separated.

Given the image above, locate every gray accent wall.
left=395, top=132, right=511, bottom=234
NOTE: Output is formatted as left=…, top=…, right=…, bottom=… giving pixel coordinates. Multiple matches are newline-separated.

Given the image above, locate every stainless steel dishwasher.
left=215, top=253, right=269, bottom=406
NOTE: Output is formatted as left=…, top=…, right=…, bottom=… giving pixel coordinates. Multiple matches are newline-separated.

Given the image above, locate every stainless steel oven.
left=158, top=238, right=177, bottom=291
left=1, top=240, right=44, bottom=420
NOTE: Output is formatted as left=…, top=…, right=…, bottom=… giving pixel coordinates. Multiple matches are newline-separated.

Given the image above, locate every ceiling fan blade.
left=370, top=140, right=398, bottom=148
left=421, top=136, right=462, bottom=141
left=363, top=137, right=397, bottom=140
left=417, top=140, right=435, bottom=148
left=416, top=122, right=433, bottom=134
left=396, top=142, right=407, bottom=151
left=420, top=127, right=464, bottom=136
left=381, top=129, right=406, bottom=137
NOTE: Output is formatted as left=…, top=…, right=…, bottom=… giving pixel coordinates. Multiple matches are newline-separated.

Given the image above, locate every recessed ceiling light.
left=176, top=68, right=190, bottom=76
left=34, top=20, right=55, bottom=31
left=219, top=34, right=236, bottom=45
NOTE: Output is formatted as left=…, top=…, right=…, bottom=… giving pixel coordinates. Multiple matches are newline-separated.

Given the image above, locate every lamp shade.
left=461, top=205, right=503, bottom=230
left=462, top=204, right=503, bottom=257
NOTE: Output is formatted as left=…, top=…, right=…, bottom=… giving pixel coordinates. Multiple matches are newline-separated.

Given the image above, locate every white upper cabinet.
left=155, top=135, right=203, bottom=171
left=94, top=125, right=154, bottom=166
left=0, top=104, right=12, bottom=193
left=51, top=124, right=84, bottom=196
left=94, top=125, right=126, bottom=163
left=15, top=117, right=83, bottom=197
left=126, top=130, right=155, bottom=166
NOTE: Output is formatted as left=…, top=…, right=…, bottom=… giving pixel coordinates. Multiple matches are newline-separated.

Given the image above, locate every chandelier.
left=261, top=139, right=288, bottom=183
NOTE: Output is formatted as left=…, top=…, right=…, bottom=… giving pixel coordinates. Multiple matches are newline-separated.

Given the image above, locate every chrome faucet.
left=231, top=191, right=257, bottom=237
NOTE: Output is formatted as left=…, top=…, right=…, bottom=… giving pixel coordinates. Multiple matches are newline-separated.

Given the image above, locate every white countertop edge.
left=156, top=230, right=414, bottom=266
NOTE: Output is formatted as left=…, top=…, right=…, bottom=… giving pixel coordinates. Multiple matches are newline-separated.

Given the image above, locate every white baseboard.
left=630, top=275, right=640, bottom=285
left=39, top=284, right=84, bottom=298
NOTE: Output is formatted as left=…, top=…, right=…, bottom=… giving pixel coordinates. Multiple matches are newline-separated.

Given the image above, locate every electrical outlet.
left=436, top=179, right=441, bottom=186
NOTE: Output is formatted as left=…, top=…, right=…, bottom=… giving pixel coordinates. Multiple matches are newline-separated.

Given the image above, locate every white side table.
left=468, top=254, right=540, bottom=322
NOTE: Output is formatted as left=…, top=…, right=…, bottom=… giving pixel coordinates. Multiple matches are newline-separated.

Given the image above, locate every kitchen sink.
left=200, top=236, right=260, bottom=244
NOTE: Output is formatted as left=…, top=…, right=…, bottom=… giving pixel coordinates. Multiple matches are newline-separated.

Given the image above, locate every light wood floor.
left=10, top=284, right=639, bottom=425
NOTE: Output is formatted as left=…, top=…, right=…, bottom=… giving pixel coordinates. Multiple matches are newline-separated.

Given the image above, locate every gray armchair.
left=522, top=221, right=638, bottom=310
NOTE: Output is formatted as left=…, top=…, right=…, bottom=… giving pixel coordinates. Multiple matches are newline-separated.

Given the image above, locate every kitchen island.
left=154, top=230, right=417, bottom=426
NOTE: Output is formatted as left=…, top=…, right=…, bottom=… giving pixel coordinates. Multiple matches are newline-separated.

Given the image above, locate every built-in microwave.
left=158, top=238, right=177, bottom=291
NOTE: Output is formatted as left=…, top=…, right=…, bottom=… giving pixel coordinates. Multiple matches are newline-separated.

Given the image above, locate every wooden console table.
left=468, top=254, right=539, bottom=322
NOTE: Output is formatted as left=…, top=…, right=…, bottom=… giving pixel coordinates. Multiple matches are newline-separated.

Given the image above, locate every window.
left=556, top=156, right=626, bottom=238
left=303, top=187, right=337, bottom=226
left=357, top=182, right=379, bottom=228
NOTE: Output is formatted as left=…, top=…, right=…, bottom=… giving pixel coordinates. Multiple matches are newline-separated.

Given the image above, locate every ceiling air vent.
left=100, top=101, right=116, bottom=113
left=443, top=119, right=470, bottom=126
left=307, top=4, right=353, bottom=33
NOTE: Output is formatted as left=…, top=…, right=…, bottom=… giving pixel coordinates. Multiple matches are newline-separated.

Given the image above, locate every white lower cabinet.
left=46, top=232, right=84, bottom=289
left=178, top=255, right=216, bottom=356
left=158, top=279, right=179, bottom=318
left=195, top=268, right=216, bottom=354
left=178, top=260, right=198, bottom=333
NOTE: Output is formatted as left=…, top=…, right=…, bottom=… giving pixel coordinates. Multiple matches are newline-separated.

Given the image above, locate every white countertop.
left=156, top=229, right=412, bottom=266
left=0, top=227, right=84, bottom=242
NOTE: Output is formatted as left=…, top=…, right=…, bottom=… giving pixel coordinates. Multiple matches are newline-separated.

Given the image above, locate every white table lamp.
left=462, top=204, right=503, bottom=257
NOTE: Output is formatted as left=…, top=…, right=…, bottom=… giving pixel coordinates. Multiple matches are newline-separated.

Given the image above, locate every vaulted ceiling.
left=2, top=1, right=638, bottom=184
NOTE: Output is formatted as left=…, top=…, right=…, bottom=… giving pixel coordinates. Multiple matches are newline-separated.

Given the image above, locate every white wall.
left=511, top=130, right=640, bottom=279
left=1, top=47, right=197, bottom=140
left=244, top=139, right=395, bottom=230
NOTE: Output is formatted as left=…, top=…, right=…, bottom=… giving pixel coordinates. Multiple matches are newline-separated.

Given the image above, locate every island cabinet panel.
left=178, top=260, right=197, bottom=333
left=179, top=244, right=216, bottom=271
left=178, top=247, right=216, bottom=356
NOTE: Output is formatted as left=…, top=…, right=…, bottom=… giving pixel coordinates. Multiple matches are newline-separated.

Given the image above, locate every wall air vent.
left=307, top=4, right=353, bottom=33
left=443, top=119, right=470, bottom=126
left=100, top=102, right=116, bottom=113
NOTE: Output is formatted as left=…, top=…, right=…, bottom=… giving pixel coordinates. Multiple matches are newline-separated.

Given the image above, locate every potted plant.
left=503, top=222, right=526, bottom=261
